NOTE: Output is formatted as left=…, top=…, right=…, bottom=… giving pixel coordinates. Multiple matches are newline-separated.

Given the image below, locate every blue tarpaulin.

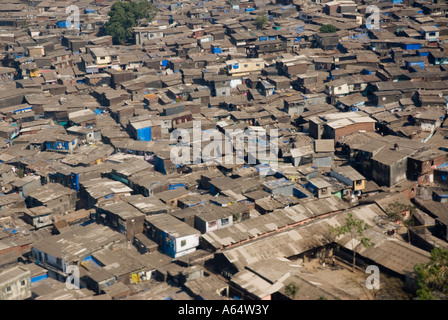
left=169, top=183, right=186, bottom=190
left=407, top=61, right=425, bottom=69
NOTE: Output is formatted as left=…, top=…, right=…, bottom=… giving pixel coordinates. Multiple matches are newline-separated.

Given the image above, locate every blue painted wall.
left=31, top=274, right=48, bottom=283
left=137, top=126, right=152, bottom=141
left=158, top=230, right=176, bottom=258
left=404, top=43, right=421, bottom=50
left=155, top=157, right=166, bottom=175
left=211, top=46, right=222, bottom=54
left=46, top=141, right=69, bottom=151
left=83, top=255, right=102, bottom=267
left=70, top=173, right=79, bottom=191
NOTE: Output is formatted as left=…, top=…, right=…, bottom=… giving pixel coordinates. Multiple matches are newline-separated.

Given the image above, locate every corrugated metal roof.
left=219, top=204, right=399, bottom=271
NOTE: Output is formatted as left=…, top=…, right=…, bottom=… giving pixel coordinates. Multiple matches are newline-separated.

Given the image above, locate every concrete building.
left=145, top=214, right=200, bottom=258
left=0, top=266, right=31, bottom=300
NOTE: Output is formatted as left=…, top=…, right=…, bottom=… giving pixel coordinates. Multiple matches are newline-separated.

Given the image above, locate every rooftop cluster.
left=0, top=0, right=447, bottom=301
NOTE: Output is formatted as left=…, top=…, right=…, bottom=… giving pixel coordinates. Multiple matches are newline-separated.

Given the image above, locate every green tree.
left=284, top=282, right=299, bottom=299
left=414, top=247, right=448, bottom=300
left=385, top=202, right=415, bottom=221
left=220, top=66, right=228, bottom=75
left=16, top=168, right=24, bottom=178
left=255, top=15, right=268, bottom=29
left=104, top=0, right=157, bottom=44
left=331, top=213, right=374, bottom=272
left=319, top=24, right=337, bottom=33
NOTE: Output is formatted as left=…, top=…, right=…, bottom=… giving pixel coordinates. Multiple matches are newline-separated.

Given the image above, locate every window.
left=355, top=180, right=363, bottom=186
left=181, top=240, right=186, bottom=247
left=21, top=280, right=26, bottom=287
left=221, top=218, right=229, bottom=225
left=244, top=64, right=248, bottom=68
left=6, top=286, right=11, bottom=293
left=208, top=221, right=217, bottom=228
